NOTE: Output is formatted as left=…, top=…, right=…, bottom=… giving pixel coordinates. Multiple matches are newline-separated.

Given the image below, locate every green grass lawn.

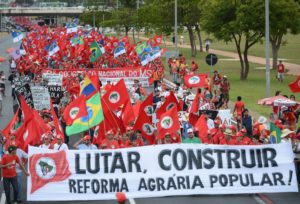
left=162, top=46, right=299, bottom=118
left=162, top=32, right=300, bottom=65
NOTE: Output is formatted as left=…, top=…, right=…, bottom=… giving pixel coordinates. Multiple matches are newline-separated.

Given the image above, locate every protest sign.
left=217, top=109, right=232, bottom=126
left=42, top=73, right=63, bottom=86
left=48, top=85, right=63, bottom=104
left=27, top=143, right=298, bottom=201
left=30, top=86, right=51, bottom=110
left=42, top=67, right=153, bottom=87
left=15, top=83, right=34, bottom=108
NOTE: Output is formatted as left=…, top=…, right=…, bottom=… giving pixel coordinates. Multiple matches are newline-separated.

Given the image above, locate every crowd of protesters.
left=0, top=26, right=300, bottom=203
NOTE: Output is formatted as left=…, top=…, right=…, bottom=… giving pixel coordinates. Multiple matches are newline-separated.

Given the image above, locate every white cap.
left=187, top=128, right=193, bottom=133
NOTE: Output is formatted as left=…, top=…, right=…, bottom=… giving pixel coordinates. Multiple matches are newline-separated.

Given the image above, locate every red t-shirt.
left=234, top=101, right=245, bottom=116
left=1, top=154, right=20, bottom=178
left=202, top=137, right=213, bottom=144
left=213, top=74, right=222, bottom=85
left=211, top=128, right=224, bottom=144
left=278, top=64, right=285, bottom=73
left=219, top=138, right=237, bottom=145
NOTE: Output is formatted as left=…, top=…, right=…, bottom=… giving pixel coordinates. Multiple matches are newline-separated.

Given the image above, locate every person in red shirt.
left=0, top=146, right=29, bottom=204
left=277, top=60, right=285, bottom=82
left=236, top=132, right=253, bottom=145
left=202, top=130, right=214, bottom=144
left=191, top=61, right=198, bottom=72
left=212, top=70, right=222, bottom=95
left=211, top=120, right=224, bottom=144
left=233, top=96, right=245, bottom=129
left=219, top=129, right=237, bottom=145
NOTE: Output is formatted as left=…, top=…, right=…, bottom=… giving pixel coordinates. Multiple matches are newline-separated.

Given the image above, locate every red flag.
left=15, top=110, right=50, bottom=151
left=19, top=95, right=34, bottom=122
left=1, top=108, right=19, bottom=139
left=102, top=79, right=129, bottom=111
left=50, top=100, right=64, bottom=140
left=157, top=106, right=180, bottom=139
left=132, top=100, right=142, bottom=118
left=134, top=110, right=155, bottom=144
left=156, top=92, right=181, bottom=119
left=29, top=150, right=71, bottom=194
left=139, top=93, right=154, bottom=120
left=63, top=95, right=88, bottom=125
left=195, top=114, right=208, bottom=140
left=183, top=74, right=208, bottom=88
left=188, top=113, right=199, bottom=127
left=289, top=76, right=300, bottom=93
left=190, top=93, right=201, bottom=113
left=121, top=99, right=135, bottom=126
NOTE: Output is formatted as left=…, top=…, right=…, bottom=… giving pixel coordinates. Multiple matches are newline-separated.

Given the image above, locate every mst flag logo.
left=166, top=103, right=176, bottom=111
left=188, top=76, right=200, bottom=85
left=144, top=105, right=154, bottom=116
left=109, top=91, right=120, bottom=103
left=69, top=107, right=79, bottom=119
left=29, top=150, right=71, bottom=194
left=160, top=116, right=173, bottom=129
left=142, top=123, right=154, bottom=135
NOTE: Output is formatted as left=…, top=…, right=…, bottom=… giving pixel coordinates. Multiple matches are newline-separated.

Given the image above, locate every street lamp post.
left=265, top=0, right=271, bottom=97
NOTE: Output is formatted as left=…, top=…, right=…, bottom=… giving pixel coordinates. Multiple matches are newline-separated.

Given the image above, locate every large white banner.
left=27, top=143, right=298, bottom=201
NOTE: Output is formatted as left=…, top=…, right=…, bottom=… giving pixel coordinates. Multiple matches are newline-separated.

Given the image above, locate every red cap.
left=126, top=126, right=133, bottom=131
left=236, top=132, right=243, bottom=137
left=56, top=134, right=63, bottom=140
left=241, top=128, right=247, bottom=133
left=214, top=120, right=221, bottom=125
left=116, top=192, right=126, bottom=203
left=83, top=135, right=91, bottom=141
left=220, top=124, right=226, bottom=129
left=207, top=130, right=211, bottom=135
left=274, top=119, right=282, bottom=125
left=164, top=132, right=171, bottom=137
left=229, top=125, right=236, bottom=131
left=107, top=130, right=114, bottom=135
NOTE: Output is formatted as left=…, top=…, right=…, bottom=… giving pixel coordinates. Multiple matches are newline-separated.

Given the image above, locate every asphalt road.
left=0, top=33, right=300, bottom=204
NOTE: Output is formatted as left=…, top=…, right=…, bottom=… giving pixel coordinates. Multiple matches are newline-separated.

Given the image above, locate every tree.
left=269, top=0, right=300, bottom=69
left=201, top=0, right=264, bottom=80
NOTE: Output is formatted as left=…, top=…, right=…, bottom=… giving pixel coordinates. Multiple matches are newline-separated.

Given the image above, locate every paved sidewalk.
left=140, top=37, right=299, bottom=76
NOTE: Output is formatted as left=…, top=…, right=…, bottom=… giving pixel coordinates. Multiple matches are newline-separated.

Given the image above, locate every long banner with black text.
left=27, top=143, right=298, bottom=201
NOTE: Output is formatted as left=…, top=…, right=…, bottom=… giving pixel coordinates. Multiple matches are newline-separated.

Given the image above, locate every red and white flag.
left=139, top=93, right=154, bottom=120
left=157, top=106, right=180, bottom=139
left=289, top=76, right=300, bottom=93
left=156, top=92, right=181, bottom=119
left=103, top=79, right=129, bottom=111
left=1, top=108, right=19, bottom=139
left=134, top=110, right=155, bottom=144
left=63, top=95, right=88, bottom=125
left=183, top=74, right=208, bottom=88
left=29, top=150, right=71, bottom=194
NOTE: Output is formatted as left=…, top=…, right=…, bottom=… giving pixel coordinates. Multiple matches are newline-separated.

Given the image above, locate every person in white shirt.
left=73, top=135, right=97, bottom=150
left=16, top=148, right=28, bottom=202
left=53, top=134, right=69, bottom=151
left=39, top=134, right=52, bottom=149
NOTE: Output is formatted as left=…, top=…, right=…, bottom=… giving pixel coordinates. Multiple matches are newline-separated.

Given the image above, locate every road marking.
left=129, top=198, right=137, bottom=204
left=0, top=192, right=6, bottom=204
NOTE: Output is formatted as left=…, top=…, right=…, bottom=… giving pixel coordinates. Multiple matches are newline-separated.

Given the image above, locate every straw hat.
left=281, top=129, right=294, bottom=138
left=224, top=129, right=233, bottom=136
